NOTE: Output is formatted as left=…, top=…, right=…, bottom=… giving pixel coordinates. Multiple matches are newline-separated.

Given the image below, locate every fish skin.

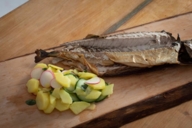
left=35, top=31, right=192, bottom=76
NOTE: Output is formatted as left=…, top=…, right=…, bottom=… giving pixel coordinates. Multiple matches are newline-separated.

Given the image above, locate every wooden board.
left=1, top=53, right=192, bottom=128
left=1, top=13, right=192, bottom=126
left=121, top=101, right=192, bottom=128
left=118, top=0, right=192, bottom=30
left=113, top=12, right=192, bottom=40
left=1, top=0, right=192, bottom=127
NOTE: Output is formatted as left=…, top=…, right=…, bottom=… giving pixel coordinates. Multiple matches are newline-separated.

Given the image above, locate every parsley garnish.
left=25, top=99, right=36, bottom=106
left=42, top=68, right=47, bottom=71
left=81, top=84, right=88, bottom=91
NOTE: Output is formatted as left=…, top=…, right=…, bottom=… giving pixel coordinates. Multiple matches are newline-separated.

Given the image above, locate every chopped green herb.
left=105, top=82, right=109, bottom=85
left=25, top=99, right=36, bottom=106
left=49, top=89, right=53, bottom=94
left=81, top=84, right=88, bottom=91
left=42, top=68, right=47, bottom=71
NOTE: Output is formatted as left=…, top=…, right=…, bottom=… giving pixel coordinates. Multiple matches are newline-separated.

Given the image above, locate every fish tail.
left=35, top=49, right=50, bottom=63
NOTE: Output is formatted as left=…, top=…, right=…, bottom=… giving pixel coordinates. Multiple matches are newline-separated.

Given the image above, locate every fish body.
left=35, top=31, right=192, bottom=76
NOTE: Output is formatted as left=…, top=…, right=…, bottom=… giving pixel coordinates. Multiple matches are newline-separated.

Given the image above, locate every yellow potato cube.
left=51, top=88, right=60, bottom=99
left=67, top=75, right=78, bottom=87
left=48, top=64, right=63, bottom=71
left=55, top=73, right=70, bottom=88
left=102, top=84, right=114, bottom=96
left=41, top=87, right=52, bottom=93
left=36, top=91, right=49, bottom=110
left=50, top=95, right=56, bottom=104
left=65, top=75, right=78, bottom=92
left=63, top=69, right=73, bottom=75
left=59, top=90, right=72, bottom=104
left=78, top=72, right=96, bottom=79
left=85, top=90, right=101, bottom=100
left=70, top=101, right=90, bottom=115
left=87, top=103, right=96, bottom=110
left=43, top=95, right=56, bottom=114
left=26, top=79, right=39, bottom=94
left=55, top=100, right=70, bottom=111
left=34, top=63, right=47, bottom=68
left=88, top=79, right=106, bottom=90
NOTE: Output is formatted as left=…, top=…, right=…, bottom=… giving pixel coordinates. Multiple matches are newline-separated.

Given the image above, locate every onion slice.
left=50, top=78, right=62, bottom=89
left=40, top=70, right=54, bottom=87
left=30, top=68, right=44, bottom=79
left=85, top=77, right=100, bottom=85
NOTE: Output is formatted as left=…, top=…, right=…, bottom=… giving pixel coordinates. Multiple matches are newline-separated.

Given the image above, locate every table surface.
left=1, top=0, right=192, bottom=128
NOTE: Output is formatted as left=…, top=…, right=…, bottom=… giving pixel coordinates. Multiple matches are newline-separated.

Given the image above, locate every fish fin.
left=84, top=34, right=101, bottom=39
left=35, top=49, right=49, bottom=63
left=161, top=30, right=173, bottom=36
left=177, top=34, right=180, bottom=42
left=161, top=30, right=165, bottom=32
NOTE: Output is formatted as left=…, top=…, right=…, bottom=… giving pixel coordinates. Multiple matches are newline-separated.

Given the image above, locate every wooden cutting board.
left=1, top=17, right=192, bottom=126
left=1, top=23, right=192, bottom=128
left=1, top=53, right=192, bottom=128
left=1, top=0, right=192, bottom=128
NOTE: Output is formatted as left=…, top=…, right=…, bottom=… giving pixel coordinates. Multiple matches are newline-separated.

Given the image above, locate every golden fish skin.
left=35, top=31, right=192, bottom=76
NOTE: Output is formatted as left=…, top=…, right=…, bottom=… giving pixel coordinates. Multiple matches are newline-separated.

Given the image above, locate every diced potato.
left=55, top=73, right=70, bottom=88
left=63, top=69, right=73, bottom=75
left=50, top=95, right=56, bottom=104
left=87, top=103, right=96, bottom=110
left=43, top=95, right=56, bottom=114
left=67, top=75, right=78, bottom=87
left=72, top=69, right=79, bottom=74
left=48, top=64, right=63, bottom=71
left=78, top=72, right=96, bottom=79
left=55, top=100, right=70, bottom=111
left=59, top=90, right=72, bottom=104
left=41, top=87, right=52, bottom=93
left=85, top=90, right=101, bottom=100
left=70, top=101, right=90, bottom=115
left=52, top=88, right=60, bottom=99
left=26, top=79, right=39, bottom=94
left=65, top=75, right=78, bottom=92
left=102, top=84, right=114, bottom=96
left=48, top=67, right=57, bottom=73
left=88, top=79, right=106, bottom=90
left=34, top=63, right=47, bottom=68
left=36, top=91, right=49, bottom=110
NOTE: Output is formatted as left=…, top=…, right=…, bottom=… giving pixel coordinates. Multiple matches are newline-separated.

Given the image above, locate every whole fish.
left=35, top=31, right=192, bottom=76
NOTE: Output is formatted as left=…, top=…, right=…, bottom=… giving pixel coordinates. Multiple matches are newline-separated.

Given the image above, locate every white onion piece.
left=50, top=78, right=62, bottom=89
left=85, top=77, right=100, bottom=85
left=40, top=70, right=54, bottom=87
left=30, top=68, right=44, bottom=79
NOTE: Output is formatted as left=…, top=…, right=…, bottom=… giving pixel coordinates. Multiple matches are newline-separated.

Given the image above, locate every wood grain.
left=0, top=0, right=144, bottom=62
left=74, top=82, right=192, bottom=128
left=111, top=12, right=192, bottom=40
left=1, top=0, right=192, bottom=127
left=121, top=101, right=192, bottom=128
left=103, top=0, right=152, bottom=34
left=118, top=0, right=192, bottom=30
left=1, top=53, right=192, bottom=128
left=105, top=12, right=192, bottom=128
